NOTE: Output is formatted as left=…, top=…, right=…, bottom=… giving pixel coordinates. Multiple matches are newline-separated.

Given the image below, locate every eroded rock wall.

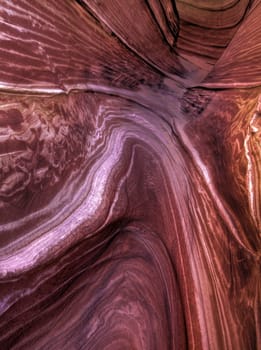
left=0, top=1, right=260, bottom=349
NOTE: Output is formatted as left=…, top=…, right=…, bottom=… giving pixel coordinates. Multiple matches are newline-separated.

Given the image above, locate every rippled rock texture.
left=0, top=1, right=260, bottom=349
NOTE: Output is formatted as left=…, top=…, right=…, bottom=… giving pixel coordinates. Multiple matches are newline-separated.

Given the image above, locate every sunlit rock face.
left=0, top=1, right=260, bottom=349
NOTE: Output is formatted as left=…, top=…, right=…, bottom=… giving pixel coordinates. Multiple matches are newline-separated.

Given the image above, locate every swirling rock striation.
left=0, top=1, right=260, bottom=349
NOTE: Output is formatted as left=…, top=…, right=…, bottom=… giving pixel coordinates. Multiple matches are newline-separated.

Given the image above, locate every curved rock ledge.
left=0, top=1, right=260, bottom=349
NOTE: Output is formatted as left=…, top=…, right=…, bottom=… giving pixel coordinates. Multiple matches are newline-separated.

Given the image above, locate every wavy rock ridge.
left=0, top=1, right=260, bottom=349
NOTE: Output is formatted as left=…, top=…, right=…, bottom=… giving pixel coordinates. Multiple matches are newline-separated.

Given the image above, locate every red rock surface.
left=0, top=1, right=260, bottom=349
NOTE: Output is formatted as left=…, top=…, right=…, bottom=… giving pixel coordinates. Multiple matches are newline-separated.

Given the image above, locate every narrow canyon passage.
left=0, top=1, right=260, bottom=349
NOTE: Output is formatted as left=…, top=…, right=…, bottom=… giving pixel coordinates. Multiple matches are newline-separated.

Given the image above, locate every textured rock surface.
left=0, top=1, right=260, bottom=349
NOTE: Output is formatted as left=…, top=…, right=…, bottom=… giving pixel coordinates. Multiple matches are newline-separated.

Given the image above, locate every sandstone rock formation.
left=0, top=1, right=260, bottom=349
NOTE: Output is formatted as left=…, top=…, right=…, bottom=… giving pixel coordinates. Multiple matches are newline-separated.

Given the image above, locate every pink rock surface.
left=0, top=1, right=260, bottom=349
